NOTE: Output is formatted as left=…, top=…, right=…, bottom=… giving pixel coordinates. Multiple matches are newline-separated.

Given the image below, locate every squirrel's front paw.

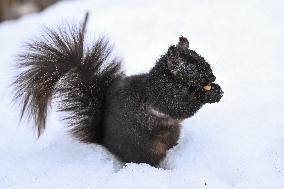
left=202, top=83, right=223, bottom=103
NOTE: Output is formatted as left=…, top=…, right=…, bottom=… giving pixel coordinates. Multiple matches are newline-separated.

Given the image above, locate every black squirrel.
left=12, top=21, right=223, bottom=167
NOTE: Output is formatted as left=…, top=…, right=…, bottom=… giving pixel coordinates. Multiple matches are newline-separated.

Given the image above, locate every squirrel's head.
left=147, top=36, right=223, bottom=119
left=166, top=36, right=216, bottom=87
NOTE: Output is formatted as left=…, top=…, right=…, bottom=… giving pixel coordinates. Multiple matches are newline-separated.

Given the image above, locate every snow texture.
left=0, top=0, right=284, bottom=188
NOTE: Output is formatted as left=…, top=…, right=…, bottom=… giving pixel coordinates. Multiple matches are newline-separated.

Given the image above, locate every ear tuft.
left=177, top=36, right=189, bottom=50
left=167, top=45, right=177, bottom=58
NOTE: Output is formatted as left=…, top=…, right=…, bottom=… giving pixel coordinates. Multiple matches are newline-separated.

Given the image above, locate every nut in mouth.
left=202, top=83, right=218, bottom=91
left=203, top=84, right=211, bottom=91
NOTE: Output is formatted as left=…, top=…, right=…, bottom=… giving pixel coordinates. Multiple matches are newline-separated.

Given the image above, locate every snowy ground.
left=0, top=0, right=284, bottom=188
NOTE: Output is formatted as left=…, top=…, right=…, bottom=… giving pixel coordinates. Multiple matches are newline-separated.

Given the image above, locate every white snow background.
left=0, top=0, right=283, bottom=188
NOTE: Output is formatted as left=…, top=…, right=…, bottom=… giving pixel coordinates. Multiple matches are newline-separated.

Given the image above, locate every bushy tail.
left=12, top=22, right=122, bottom=143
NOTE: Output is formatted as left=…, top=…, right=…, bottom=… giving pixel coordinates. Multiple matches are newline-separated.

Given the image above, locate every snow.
left=0, top=0, right=284, bottom=188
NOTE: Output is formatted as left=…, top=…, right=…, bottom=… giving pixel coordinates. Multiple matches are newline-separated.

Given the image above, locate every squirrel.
left=12, top=20, right=223, bottom=167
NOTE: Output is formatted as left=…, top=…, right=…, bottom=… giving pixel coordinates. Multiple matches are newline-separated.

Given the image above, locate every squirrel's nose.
left=207, top=75, right=216, bottom=83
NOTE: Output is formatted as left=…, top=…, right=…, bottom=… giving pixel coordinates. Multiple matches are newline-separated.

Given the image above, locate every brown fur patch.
left=152, top=139, right=167, bottom=155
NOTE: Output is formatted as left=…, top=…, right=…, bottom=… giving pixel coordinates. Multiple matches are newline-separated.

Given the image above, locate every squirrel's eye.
left=188, top=69, right=194, bottom=74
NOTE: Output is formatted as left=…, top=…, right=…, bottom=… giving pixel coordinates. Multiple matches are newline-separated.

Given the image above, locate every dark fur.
left=13, top=24, right=223, bottom=166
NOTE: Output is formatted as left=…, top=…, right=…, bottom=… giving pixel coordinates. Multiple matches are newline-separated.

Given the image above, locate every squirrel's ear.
left=166, top=46, right=179, bottom=75
left=177, top=36, right=189, bottom=50
left=167, top=45, right=178, bottom=59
